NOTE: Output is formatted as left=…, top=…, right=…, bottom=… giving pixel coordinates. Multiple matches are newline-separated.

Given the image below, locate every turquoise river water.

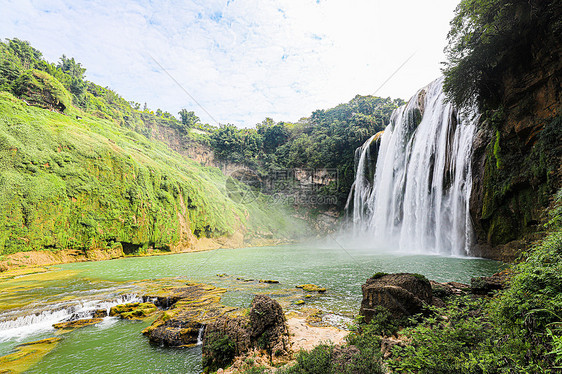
left=0, top=243, right=503, bottom=373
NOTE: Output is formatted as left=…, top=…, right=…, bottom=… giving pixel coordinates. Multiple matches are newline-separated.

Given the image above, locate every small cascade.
left=347, top=77, right=478, bottom=256
left=196, top=325, right=205, bottom=346
left=0, top=293, right=142, bottom=342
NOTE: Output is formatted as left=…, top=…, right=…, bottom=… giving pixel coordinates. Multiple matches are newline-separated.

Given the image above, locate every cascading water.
left=346, top=77, right=478, bottom=256
left=0, top=293, right=142, bottom=342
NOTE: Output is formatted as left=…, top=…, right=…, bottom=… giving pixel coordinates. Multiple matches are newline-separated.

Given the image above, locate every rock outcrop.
left=142, top=283, right=235, bottom=347
left=248, top=295, right=290, bottom=355
left=471, top=273, right=509, bottom=295
left=296, top=284, right=326, bottom=293
left=202, top=295, right=290, bottom=372
left=109, top=302, right=157, bottom=319
left=52, top=318, right=103, bottom=330
left=359, top=273, right=433, bottom=322
left=469, top=28, right=562, bottom=261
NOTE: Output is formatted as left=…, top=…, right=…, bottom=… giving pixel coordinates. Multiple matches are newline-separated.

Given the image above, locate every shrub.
left=13, top=69, right=71, bottom=112
left=387, top=189, right=562, bottom=373
left=358, top=306, right=399, bottom=338
left=202, top=332, right=236, bottom=373
left=282, top=344, right=334, bottom=374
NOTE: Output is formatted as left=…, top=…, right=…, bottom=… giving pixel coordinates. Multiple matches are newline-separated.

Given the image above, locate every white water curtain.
left=348, top=77, right=477, bottom=256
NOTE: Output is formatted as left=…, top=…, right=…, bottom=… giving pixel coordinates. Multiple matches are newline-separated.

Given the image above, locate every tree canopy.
left=442, top=0, right=561, bottom=109
left=208, top=95, right=403, bottom=206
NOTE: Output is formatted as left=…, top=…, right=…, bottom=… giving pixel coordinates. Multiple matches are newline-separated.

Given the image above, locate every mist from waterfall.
left=345, top=77, right=478, bottom=256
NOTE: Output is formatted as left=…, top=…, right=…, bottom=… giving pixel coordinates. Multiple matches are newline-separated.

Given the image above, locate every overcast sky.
left=1, top=0, right=458, bottom=127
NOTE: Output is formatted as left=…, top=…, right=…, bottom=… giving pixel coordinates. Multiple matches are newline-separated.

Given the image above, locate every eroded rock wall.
left=470, top=38, right=562, bottom=261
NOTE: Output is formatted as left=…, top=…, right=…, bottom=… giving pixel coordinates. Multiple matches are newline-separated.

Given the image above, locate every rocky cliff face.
left=146, top=123, right=341, bottom=230
left=470, top=39, right=562, bottom=261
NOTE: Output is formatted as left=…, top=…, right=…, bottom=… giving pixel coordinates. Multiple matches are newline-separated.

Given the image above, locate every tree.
left=210, top=124, right=244, bottom=162
left=5, top=38, right=42, bottom=69
left=58, top=55, right=86, bottom=79
left=178, top=109, right=200, bottom=132
left=57, top=55, right=87, bottom=100
left=442, top=0, right=561, bottom=109
left=257, top=118, right=289, bottom=154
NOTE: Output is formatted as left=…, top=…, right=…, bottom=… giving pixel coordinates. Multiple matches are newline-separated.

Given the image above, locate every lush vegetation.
left=0, top=38, right=201, bottom=136
left=203, top=332, right=237, bottom=373
left=1, top=37, right=404, bottom=218
left=442, top=0, right=561, bottom=109
left=442, top=0, right=562, bottom=246
left=208, top=97, right=403, bottom=207
left=0, top=39, right=306, bottom=256
left=387, top=193, right=562, bottom=373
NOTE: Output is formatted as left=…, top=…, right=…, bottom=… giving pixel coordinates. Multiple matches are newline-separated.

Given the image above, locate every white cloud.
left=0, top=0, right=457, bottom=127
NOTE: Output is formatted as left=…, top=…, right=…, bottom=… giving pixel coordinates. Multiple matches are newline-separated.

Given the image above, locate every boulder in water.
left=52, top=318, right=104, bottom=330
left=360, top=273, right=432, bottom=321
left=109, top=302, right=158, bottom=319
left=142, top=283, right=234, bottom=347
left=296, top=284, right=326, bottom=293
left=92, top=309, right=108, bottom=318
left=145, top=318, right=203, bottom=347
left=202, top=295, right=290, bottom=372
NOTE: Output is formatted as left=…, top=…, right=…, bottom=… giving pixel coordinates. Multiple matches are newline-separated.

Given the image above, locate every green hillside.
left=0, top=91, right=303, bottom=256
left=0, top=38, right=310, bottom=257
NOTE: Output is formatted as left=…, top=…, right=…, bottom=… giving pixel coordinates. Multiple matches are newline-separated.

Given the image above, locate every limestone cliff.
left=470, top=37, right=562, bottom=261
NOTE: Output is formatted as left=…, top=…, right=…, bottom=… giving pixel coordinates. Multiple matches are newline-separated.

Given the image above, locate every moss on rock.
left=52, top=318, right=104, bottom=329
left=296, top=284, right=326, bottom=293
left=109, top=302, right=158, bottom=319
left=475, top=114, right=561, bottom=250
left=0, top=337, right=61, bottom=373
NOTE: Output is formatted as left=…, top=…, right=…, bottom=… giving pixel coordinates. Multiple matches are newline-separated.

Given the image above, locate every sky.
left=0, top=0, right=458, bottom=127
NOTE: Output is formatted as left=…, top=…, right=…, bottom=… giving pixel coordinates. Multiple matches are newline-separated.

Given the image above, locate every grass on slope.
left=0, top=92, right=305, bottom=256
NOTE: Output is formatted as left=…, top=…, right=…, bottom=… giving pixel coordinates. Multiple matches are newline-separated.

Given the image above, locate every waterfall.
left=346, top=77, right=477, bottom=256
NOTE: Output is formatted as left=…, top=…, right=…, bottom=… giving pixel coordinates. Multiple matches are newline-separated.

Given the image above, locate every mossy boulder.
left=142, top=283, right=234, bottom=347
left=202, top=295, right=290, bottom=373
left=470, top=274, right=509, bottom=295
left=360, top=273, right=432, bottom=321
left=92, top=309, right=108, bottom=318
left=145, top=319, right=203, bottom=347
left=109, top=302, right=157, bottom=319
left=296, top=284, right=326, bottom=293
left=52, top=318, right=104, bottom=330
left=202, top=332, right=238, bottom=372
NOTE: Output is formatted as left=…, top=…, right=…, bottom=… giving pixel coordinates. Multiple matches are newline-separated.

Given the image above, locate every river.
left=0, top=243, right=502, bottom=373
